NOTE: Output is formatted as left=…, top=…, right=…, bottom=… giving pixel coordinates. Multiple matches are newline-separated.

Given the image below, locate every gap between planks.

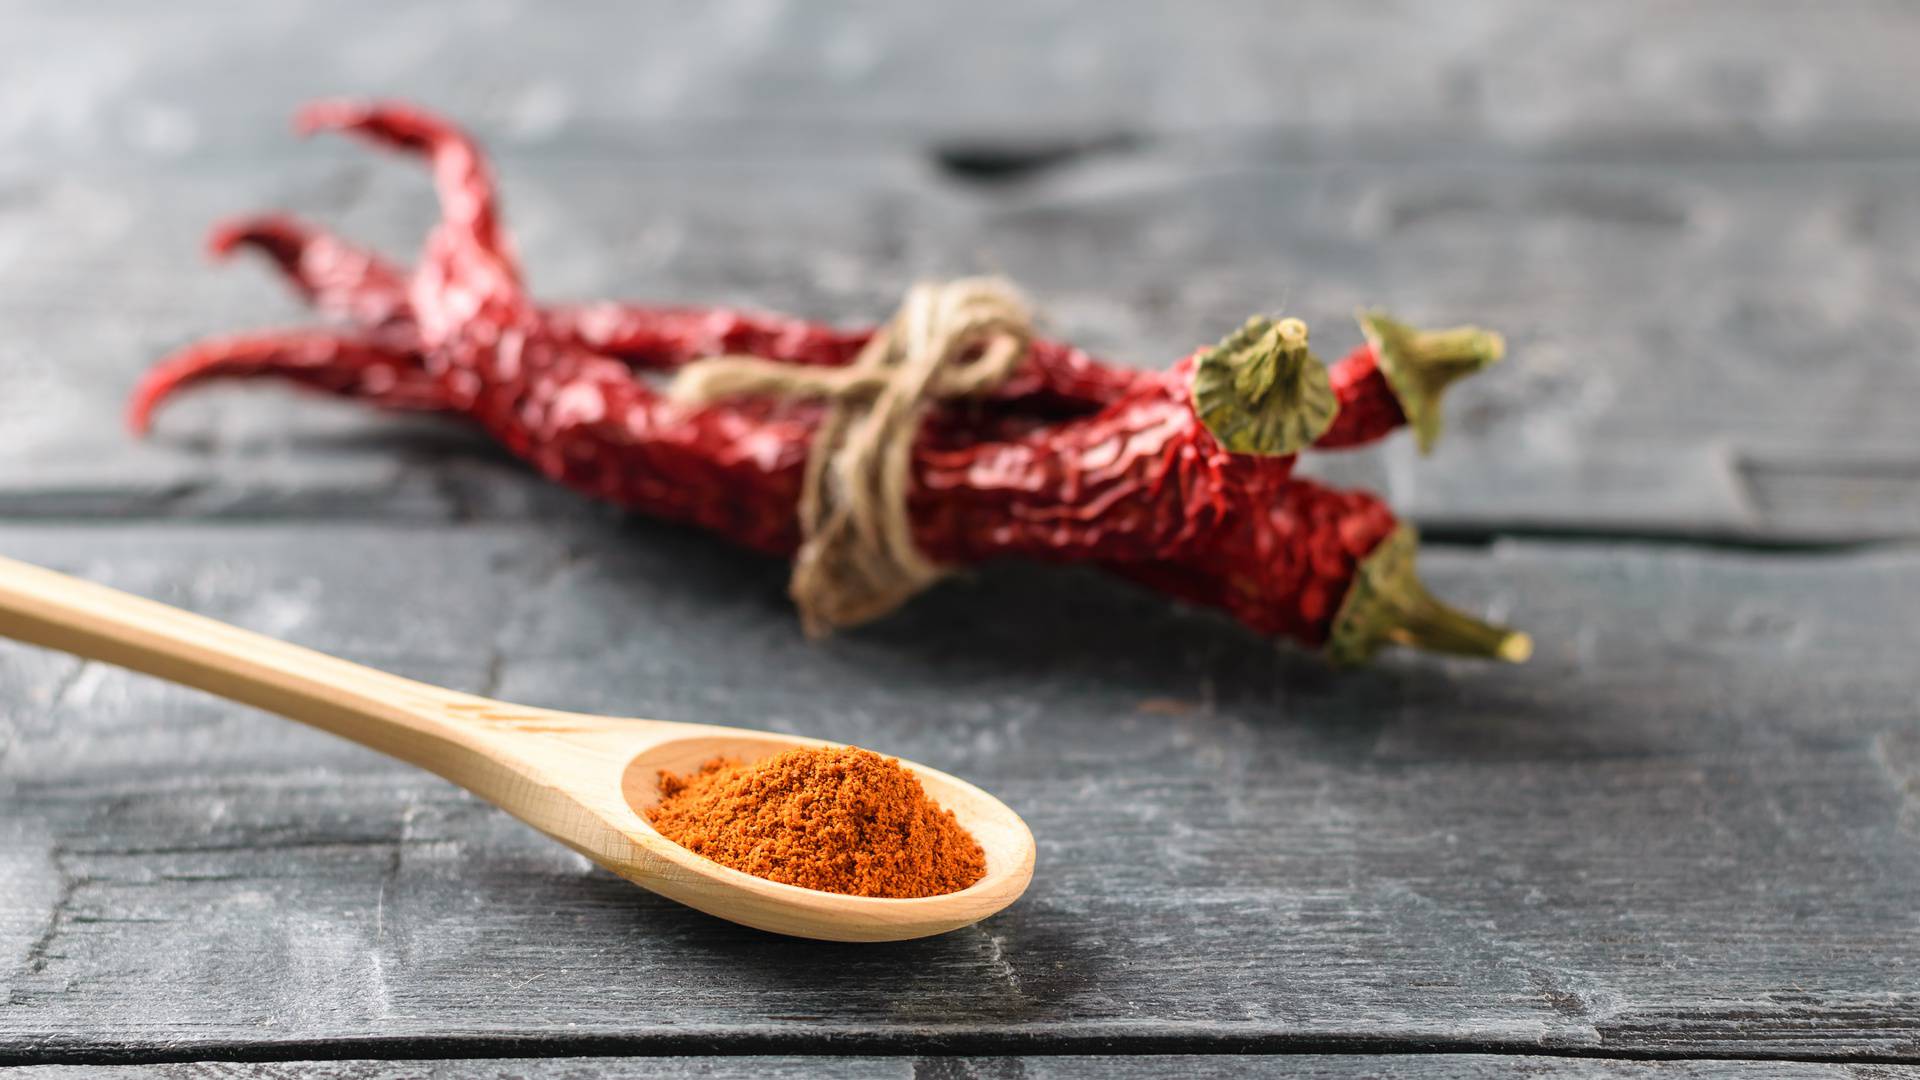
left=0, top=513, right=1914, bottom=558
left=4, top=1034, right=1920, bottom=1069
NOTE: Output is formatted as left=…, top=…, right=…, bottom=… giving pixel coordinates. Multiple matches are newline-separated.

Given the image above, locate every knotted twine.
left=667, top=278, right=1032, bottom=637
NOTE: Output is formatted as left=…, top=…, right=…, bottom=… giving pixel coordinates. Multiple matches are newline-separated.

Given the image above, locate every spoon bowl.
left=0, top=555, right=1034, bottom=941
left=612, top=729, right=1036, bottom=939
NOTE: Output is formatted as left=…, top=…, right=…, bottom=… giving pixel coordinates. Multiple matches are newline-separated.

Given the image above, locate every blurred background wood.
left=2, top=1, right=1917, bottom=1074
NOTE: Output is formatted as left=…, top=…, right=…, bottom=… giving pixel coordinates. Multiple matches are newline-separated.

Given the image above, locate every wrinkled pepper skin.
left=129, top=102, right=1436, bottom=651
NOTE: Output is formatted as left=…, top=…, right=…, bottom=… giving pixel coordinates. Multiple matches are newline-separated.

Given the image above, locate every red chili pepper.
left=130, top=101, right=1525, bottom=664
left=165, top=214, right=1452, bottom=449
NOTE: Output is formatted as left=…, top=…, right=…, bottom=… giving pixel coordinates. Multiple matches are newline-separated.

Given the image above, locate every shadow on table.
left=151, top=425, right=1627, bottom=762
left=534, top=507, right=1626, bottom=763
left=198, top=421, right=1508, bottom=708
left=552, top=866, right=1110, bottom=1011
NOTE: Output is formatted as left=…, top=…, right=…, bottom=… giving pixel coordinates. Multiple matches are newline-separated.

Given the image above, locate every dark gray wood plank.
left=13, top=1056, right=1919, bottom=1079
left=7, top=1, right=1920, bottom=163
left=3, top=521, right=1918, bottom=1060
left=974, top=156, right=1920, bottom=542
left=5, top=151, right=1919, bottom=539
left=4, top=2, right=1920, bottom=541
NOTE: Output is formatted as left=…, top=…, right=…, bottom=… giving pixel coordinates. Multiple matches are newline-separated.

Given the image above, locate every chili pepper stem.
left=1325, top=525, right=1530, bottom=665
left=1191, top=316, right=1337, bottom=456
left=1356, top=310, right=1505, bottom=454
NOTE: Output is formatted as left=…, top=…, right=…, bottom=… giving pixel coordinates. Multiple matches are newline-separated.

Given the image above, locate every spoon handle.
left=0, top=553, right=497, bottom=771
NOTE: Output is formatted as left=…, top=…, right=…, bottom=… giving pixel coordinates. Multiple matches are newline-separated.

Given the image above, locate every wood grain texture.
left=3, top=0, right=1916, bottom=1070
left=0, top=5, right=1917, bottom=540
left=6, top=1, right=1920, bottom=163
left=2, top=523, right=1916, bottom=1062
left=12, top=1057, right=1920, bottom=1079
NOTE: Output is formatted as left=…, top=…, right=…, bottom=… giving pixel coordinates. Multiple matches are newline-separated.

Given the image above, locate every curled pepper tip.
left=1357, top=309, right=1507, bottom=455
left=1192, top=315, right=1337, bottom=457
left=292, top=100, right=363, bottom=137
left=205, top=220, right=244, bottom=258
left=125, top=382, right=160, bottom=438
left=205, top=215, right=290, bottom=261
left=1326, top=525, right=1530, bottom=666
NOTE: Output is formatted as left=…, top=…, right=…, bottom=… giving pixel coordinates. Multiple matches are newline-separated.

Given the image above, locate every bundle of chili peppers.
left=130, top=101, right=1529, bottom=665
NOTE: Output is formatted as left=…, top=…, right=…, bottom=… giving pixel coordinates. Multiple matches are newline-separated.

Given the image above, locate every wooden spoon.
left=0, top=555, right=1035, bottom=942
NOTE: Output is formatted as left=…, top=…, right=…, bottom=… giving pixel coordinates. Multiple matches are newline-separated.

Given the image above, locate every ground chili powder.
left=648, top=747, right=987, bottom=898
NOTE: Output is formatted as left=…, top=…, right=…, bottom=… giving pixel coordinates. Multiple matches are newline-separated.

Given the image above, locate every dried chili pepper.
left=167, top=215, right=1491, bottom=448
left=130, top=100, right=1527, bottom=664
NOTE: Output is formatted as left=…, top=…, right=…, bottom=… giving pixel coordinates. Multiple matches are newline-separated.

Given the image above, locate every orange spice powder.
left=648, top=746, right=986, bottom=898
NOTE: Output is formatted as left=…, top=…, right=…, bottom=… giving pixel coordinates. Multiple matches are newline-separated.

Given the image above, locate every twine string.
left=668, top=278, right=1031, bottom=635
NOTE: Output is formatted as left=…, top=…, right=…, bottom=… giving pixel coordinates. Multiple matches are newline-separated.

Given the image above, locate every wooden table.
left=3, top=3, right=1918, bottom=1076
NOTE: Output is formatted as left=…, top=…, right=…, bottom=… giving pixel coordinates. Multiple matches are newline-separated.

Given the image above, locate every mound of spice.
left=648, top=747, right=986, bottom=898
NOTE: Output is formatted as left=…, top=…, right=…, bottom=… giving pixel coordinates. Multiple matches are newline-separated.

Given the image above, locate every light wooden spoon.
left=0, top=555, right=1035, bottom=942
